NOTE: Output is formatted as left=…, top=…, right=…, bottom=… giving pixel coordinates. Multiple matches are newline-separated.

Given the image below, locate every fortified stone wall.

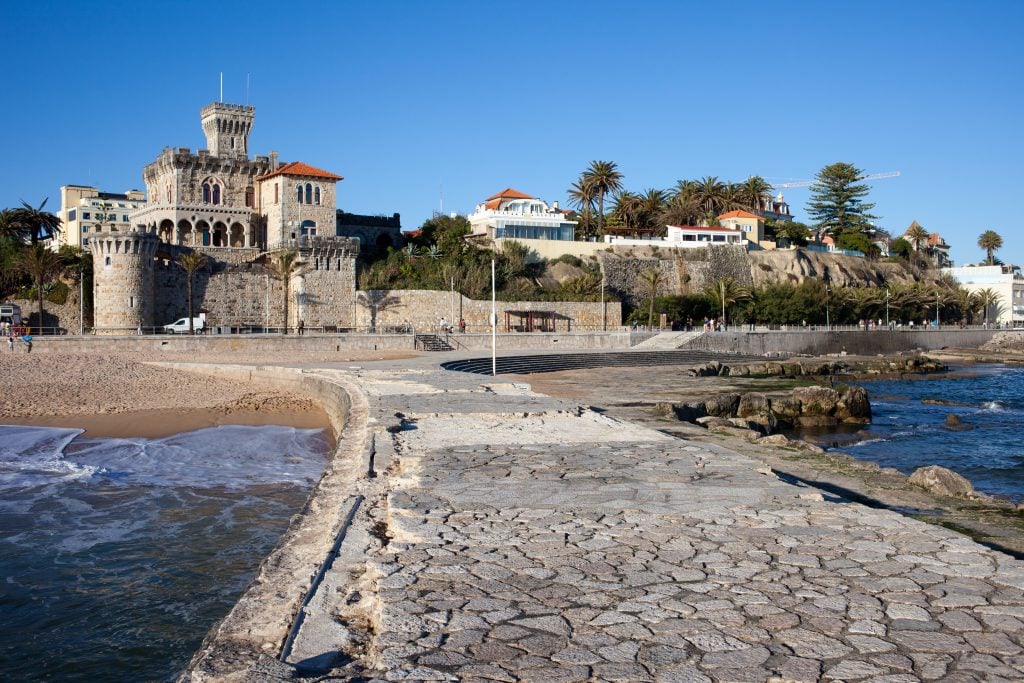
left=92, top=229, right=159, bottom=333
left=354, top=289, right=620, bottom=331
left=296, top=255, right=357, bottom=328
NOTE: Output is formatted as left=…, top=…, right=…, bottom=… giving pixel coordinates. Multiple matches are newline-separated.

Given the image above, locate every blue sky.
left=2, top=0, right=1021, bottom=266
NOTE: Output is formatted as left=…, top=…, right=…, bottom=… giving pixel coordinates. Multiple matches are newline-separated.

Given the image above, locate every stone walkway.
left=272, top=364, right=1024, bottom=682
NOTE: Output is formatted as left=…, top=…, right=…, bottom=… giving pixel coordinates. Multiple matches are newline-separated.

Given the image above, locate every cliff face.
left=593, top=245, right=940, bottom=306
left=746, top=249, right=938, bottom=289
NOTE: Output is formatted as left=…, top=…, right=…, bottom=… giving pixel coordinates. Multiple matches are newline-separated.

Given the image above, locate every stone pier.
left=180, top=359, right=1024, bottom=682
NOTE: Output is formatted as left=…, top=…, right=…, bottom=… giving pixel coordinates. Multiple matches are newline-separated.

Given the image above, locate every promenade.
left=181, top=356, right=1024, bottom=682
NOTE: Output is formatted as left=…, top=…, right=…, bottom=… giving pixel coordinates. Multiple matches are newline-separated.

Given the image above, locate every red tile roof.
left=717, top=210, right=760, bottom=220
left=258, top=161, right=343, bottom=182
left=485, top=188, right=533, bottom=201
left=927, top=232, right=946, bottom=246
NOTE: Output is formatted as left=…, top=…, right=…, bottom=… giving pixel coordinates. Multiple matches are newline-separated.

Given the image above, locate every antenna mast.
left=219, top=72, right=223, bottom=103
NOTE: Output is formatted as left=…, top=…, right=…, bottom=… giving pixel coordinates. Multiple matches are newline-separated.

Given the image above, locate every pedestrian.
left=21, top=334, right=32, bottom=353
left=7, top=335, right=13, bottom=352
left=459, top=318, right=466, bottom=333
left=298, top=319, right=305, bottom=335
left=439, top=316, right=447, bottom=333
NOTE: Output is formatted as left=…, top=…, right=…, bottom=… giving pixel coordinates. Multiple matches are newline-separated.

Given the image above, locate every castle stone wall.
left=92, top=229, right=158, bottom=334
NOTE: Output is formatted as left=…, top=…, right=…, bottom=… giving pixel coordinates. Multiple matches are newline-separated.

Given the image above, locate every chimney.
left=552, top=200, right=560, bottom=210
left=269, top=151, right=279, bottom=171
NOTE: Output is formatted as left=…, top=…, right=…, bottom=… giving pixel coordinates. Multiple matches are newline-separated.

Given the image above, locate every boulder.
left=768, top=395, right=802, bottom=421
left=835, top=385, right=871, bottom=422
left=908, top=465, right=978, bottom=499
left=756, top=434, right=791, bottom=446
left=944, top=413, right=975, bottom=431
left=707, top=424, right=761, bottom=441
left=703, top=393, right=740, bottom=417
left=793, top=386, right=842, bottom=417
left=737, top=393, right=770, bottom=418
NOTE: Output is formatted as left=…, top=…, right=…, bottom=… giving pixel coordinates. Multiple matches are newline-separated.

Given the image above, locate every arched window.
left=212, top=184, right=221, bottom=205
left=314, top=187, right=321, bottom=205
left=297, top=184, right=303, bottom=203
left=305, top=183, right=312, bottom=205
left=202, top=183, right=211, bottom=203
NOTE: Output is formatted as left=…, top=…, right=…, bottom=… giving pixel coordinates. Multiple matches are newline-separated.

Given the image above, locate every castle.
left=92, top=102, right=365, bottom=334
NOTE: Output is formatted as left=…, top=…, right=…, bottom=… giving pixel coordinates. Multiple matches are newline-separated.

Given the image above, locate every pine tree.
left=806, top=162, right=878, bottom=239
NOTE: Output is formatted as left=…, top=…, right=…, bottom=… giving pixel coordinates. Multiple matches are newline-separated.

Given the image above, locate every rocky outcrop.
left=687, top=355, right=947, bottom=378
left=909, top=465, right=987, bottom=500
left=664, top=384, right=871, bottom=433
left=981, top=331, right=1024, bottom=353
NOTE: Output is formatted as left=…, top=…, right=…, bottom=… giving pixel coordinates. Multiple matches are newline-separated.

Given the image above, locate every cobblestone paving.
left=308, top=368, right=1024, bottom=682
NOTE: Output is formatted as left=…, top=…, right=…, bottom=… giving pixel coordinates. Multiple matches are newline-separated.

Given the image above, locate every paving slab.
left=252, top=364, right=1024, bottom=681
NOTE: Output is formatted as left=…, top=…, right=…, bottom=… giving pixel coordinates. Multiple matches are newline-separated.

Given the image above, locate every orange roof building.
left=469, top=188, right=576, bottom=241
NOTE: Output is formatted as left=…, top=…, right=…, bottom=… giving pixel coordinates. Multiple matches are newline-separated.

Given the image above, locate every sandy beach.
left=0, top=348, right=414, bottom=439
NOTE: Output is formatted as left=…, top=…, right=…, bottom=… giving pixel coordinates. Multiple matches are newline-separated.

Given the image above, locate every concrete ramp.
left=631, top=330, right=705, bottom=349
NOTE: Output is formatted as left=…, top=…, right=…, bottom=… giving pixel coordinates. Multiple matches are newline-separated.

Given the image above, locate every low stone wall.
left=171, top=364, right=369, bottom=682
left=695, top=329, right=999, bottom=355
left=20, top=331, right=634, bottom=354
left=355, top=289, right=621, bottom=332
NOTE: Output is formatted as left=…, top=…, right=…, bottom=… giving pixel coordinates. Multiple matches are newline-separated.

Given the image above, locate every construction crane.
left=773, top=171, right=901, bottom=189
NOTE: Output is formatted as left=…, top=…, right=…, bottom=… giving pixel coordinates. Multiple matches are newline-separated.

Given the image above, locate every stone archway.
left=195, top=220, right=211, bottom=246
left=230, top=222, right=245, bottom=247
left=159, top=219, right=174, bottom=243
left=177, top=219, right=193, bottom=245
left=212, top=221, right=228, bottom=247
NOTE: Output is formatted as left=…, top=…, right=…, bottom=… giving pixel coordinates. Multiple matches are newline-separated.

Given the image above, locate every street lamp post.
left=824, top=274, right=831, bottom=331
left=935, top=291, right=940, bottom=327
left=885, top=289, right=890, bottom=328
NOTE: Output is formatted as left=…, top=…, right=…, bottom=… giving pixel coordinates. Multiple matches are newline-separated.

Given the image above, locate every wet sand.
left=0, top=349, right=414, bottom=440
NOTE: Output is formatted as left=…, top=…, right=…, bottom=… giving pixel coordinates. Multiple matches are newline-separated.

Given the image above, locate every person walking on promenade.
left=298, top=319, right=305, bottom=335
left=459, top=318, right=466, bottom=333
left=7, top=334, right=13, bottom=352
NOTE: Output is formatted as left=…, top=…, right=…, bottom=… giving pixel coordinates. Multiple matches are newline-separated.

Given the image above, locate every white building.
left=605, top=224, right=745, bottom=249
left=943, top=264, right=1024, bottom=326
left=469, top=188, right=576, bottom=241
left=56, top=185, right=147, bottom=250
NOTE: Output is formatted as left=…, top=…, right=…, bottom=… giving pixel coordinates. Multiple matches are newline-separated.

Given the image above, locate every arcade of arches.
left=157, top=219, right=257, bottom=248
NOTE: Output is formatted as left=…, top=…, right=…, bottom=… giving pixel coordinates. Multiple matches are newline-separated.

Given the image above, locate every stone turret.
left=200, top=102, right=254, bottom=159
left=92, top=226, right=160, bottom=334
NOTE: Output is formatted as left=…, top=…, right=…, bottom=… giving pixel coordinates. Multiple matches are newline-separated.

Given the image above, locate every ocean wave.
left=848, top=438, right=889, bottom=448
left=981, top=401, right=1005, bottom=412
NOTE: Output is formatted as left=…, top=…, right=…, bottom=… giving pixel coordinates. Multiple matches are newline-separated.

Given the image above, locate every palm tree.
left=567, top=176, right=597, bottom=238
left=703, top=277, right=751, bottom=327
left=738, top=176, right=773, bottom=213
left=268, top=250, right=301, bottom=333
left=692, top=176, right=729, bottom=224
left=583, top=160, right=624, bottom=236
left=13, top=199, right=62, bottom=244
left=639, top=267, right=665, bottom=328
left=0, top=208, right=26, bottom=242
left=905, top=221, right=929, bottom=254
left=638, top=188, right=667, bottom=232
left=975, top=288, right=1002, bottom=325
left=611, top=191, right=641, bottom=230
left=978, top=230, right=1003, bottom=266
left=175, top=250, right=207, bottom=335
left=17, top=244, right=62, bottom=332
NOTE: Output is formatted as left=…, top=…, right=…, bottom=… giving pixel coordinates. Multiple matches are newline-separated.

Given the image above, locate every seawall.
left=695, top=328, right=998, bottom=355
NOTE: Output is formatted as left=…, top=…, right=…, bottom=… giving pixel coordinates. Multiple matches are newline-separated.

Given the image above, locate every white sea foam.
left=1, top=424, right=329, bottom=491
left=981, top=400, right=1004, bottom=412
left=849, top=438, right=889, bottom=448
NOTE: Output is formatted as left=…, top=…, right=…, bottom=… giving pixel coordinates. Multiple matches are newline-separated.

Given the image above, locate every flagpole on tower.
left=220, top=72, right=223, bottom=103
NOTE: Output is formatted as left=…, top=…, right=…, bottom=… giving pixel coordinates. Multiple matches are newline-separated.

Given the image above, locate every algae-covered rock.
left=703, top=393, right=740, bottom=417
left=908, top=465, right=980, bottom=499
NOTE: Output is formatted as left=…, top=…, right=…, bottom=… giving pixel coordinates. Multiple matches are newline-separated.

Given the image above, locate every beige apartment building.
left=56, top=185, right=147, bottom=250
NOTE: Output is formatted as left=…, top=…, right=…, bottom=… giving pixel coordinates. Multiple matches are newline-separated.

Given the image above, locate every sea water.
left=0, top=424, right=330, bottom=682
left=807, top=364, right=1024, bottom=503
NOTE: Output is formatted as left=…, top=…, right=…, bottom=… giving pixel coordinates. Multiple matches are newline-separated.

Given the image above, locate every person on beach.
left=7, top=334, right=13, bottom=352
left=298, top=319, right=305, bottom=335
left=21, top=334, right=32, bottom=353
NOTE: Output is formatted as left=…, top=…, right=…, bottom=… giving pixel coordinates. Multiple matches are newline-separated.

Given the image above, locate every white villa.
left=469, top=188, right=576, bottom=241
left=943, top=264, right=1024, bottom=326
left=605, top=224, right=746, bottom=249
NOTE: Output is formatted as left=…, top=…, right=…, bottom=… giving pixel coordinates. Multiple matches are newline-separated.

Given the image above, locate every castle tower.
left=92, top=226, right=160, bottom=334
left=200, top=102, right=255, bottom=158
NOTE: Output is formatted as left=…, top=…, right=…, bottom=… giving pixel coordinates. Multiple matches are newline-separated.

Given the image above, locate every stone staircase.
left=441, top=349, right=768, bottom=375
left=631, top=330, right=706, bottom=349
left=414, top=334, right=454, bottom=352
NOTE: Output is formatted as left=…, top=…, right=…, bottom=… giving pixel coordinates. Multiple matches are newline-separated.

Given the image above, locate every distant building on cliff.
left=469, top=188, right=576, bottom=241
left=943, top=264, right=1024, bottom=326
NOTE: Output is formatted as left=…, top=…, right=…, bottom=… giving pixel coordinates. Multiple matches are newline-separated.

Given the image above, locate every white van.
left=163, top=316, right=205, bottom=334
